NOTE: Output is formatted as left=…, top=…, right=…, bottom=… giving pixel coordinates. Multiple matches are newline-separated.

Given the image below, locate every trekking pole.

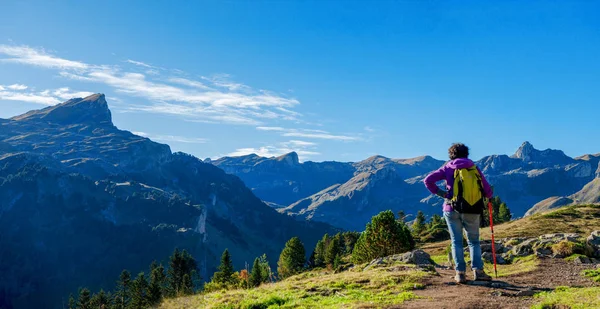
left=488, top=200, right=498, bottom=279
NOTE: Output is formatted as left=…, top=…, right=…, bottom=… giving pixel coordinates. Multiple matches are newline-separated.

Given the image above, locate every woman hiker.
left=423, top=143, right=493, bottom=283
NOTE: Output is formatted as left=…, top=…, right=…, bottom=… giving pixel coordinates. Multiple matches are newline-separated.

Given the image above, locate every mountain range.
left=212, top=141, right=600, bottom=231
left=0, top=94, right=334, bottom=309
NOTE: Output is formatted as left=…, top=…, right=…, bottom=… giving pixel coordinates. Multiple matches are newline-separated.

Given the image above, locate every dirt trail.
left=394, top=259, right=598, bottom=309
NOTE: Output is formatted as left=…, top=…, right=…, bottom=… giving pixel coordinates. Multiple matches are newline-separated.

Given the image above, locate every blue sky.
left=1, top=1, right=599, bottom=162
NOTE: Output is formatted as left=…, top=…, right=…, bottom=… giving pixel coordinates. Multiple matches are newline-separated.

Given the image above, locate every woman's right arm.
left=423, top=167, right=446, bottom=195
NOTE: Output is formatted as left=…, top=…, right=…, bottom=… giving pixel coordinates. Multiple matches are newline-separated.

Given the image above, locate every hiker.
left=423, top=143, right=493, bottom=283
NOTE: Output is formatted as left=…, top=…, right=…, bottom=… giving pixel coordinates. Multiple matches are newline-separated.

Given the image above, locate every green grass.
left=483, top=255, right=539, bottom=278
left=565, top=254, right=588, bottom=262
left=531, top=286, right=600, bottom=309
left=160, top=266, right=432, bottom=309
left=583, top=269, right=600, bottom=283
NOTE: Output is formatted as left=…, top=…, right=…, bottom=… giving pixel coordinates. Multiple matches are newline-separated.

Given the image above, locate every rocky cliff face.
left=0, top=94, right=334, bottom=309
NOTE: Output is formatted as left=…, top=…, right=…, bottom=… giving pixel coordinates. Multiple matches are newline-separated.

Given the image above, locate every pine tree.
left=342, top=231, right=361, bottom=255
left=412, top=211, right=426, bottom=235
left=114, top=270, right=131, bottom=309
left=277, top=237, right=306, bottom=279
left=130, top=272, right=149, bottom=309
left=397, top=210, right=406, bottom=222
left=352, top=210, right=415, bottom=264
left=212, top=249, right=235, bottom=285
left=77, top=288, right=91, bottom=309
left=90, top=289, right=109, bottom=309
left=313, top=234, right=330, bottom=268
left=68, top=294, right=76, bottom=309
left=258, top=254, right=272, bottom=283
left=325, top=234, right=341, bottom=268
left=148, top=263, right=166, bottom=305
left=182, top=274, right=193, bottom=295
left=498, top=202, right=511, bottom=222
left=249, top=257, right=263, bottom=288
left=167, top=248, right=198, bottom=296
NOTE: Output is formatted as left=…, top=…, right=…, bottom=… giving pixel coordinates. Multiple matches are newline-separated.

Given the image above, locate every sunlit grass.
left=531, top=286, right=600, bottom=309
left=160, top=265, right=433, bottom=309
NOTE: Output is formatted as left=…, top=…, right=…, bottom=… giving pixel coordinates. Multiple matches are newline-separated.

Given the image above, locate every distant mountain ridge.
left=0, top=94, right=334, bottom=309
left=212, top=141, right=600, bottom=230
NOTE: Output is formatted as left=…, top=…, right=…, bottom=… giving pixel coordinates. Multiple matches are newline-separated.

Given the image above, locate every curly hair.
left=448, top=143, right=469, bottom=160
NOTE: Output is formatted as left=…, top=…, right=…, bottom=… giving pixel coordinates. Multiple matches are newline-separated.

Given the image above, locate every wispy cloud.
left=256, top=126, right=286, bottom=131
left=0, top=44, right=361, bottom=147
left=282, top=132, right=358, bottom=141
left=0, top=45, right=88, bottom=69
left=0, top=90, right=61, bottom=105
left=6, top=84, right=27, bottom=90
left=52, top=87, right=95, bottom=100
left=133, top=131, right=208, bottom=144
left=126, top=59, right=155, bottom=68
left=224, top=139, right=320, bottom=160
left=0, top=83, right=95, bottom=105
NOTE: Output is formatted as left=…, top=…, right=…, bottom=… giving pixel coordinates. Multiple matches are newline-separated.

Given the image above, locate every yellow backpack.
left=451, top=167, right=485, bottom=213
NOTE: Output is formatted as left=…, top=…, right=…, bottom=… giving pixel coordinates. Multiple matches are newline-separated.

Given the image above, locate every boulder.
left=512, top=238, right=538, bottom=257
left=535, top=247, right=553, bottom=257
left=573, top=256, right=592, bottom=265
left=540, top=233, right=581, bottom=242
left=587, top=231, right=600, bottom=257
left=482, top=252, right=506, bottom=264
left=364, top=250, right=432, bottom=270
left=481, top=241, right=504, bottom=254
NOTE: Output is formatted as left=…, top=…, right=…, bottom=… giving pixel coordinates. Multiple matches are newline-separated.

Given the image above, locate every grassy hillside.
left=160, top=264, right=433, bottom=308
left=161, top=205, right=600, bottom=309
left=423, top=204, right=600, bottom=255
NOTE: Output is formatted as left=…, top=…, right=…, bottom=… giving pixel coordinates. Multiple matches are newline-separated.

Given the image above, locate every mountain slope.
left=214, top=141, right=599, bottom=229
left=0, top=94, right=335, bottom=309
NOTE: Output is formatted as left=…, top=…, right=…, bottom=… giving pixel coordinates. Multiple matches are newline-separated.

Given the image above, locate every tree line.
left=66, top=249, right=198, bottom=309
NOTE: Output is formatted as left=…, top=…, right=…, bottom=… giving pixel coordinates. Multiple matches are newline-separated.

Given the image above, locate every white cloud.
left=0, top=45, right=88, bottom=69
left=52, top=87, right=94, bottom=100
left=285, top=140, right=317, bottom=147
left=256, top=126, right=286, bottom=131
left=225, top=146, right=320, bottom=159
left=168, top=77, right=211, bottom=90
left=133, top=131, right=208, bottom=144
left=126, top=59, right=154, bottom=68
left=0, top=44, right=359, bottom=140
left=282, top=132, right=358, bottom=141
left=7, top=84, right=28, bottom=90
left=364, top=126, right=375, bottom=132
left=0, top=90, right=60, bottom=105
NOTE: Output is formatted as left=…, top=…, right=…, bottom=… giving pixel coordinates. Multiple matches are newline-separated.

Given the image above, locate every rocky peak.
left=11, top=93, right=113, bottom=126
left=513, top=141, right=536, bottom=161
left=276, top=152, right=300, bottom=166
left=512, top=141, right=572, bottom=165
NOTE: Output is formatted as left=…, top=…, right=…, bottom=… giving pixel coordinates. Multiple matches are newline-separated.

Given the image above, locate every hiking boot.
left=454, top=271, right=467, bottom=284
left=474, top=269, right=492, bottom=281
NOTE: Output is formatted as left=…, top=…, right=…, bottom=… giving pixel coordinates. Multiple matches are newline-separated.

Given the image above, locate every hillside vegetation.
left=160, top=205, right=600, bottom=309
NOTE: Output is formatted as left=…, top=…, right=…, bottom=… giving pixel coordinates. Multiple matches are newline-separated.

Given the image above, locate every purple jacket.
left=423, top=158, right=493, bottom=212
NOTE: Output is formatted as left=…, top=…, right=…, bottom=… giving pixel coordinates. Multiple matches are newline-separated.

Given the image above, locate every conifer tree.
left=498, top=203, right=511, bottom=222
left=130, top=272, right=149, bottom=309
left=249, top=257, right=263, bottom=288
left=352, top=210, right=415, bottom=264
left=182, top=274, right=193, bottom=295
left=277, top=237, right=306, bottom=279
left=212, top=249, right=235, bottom=285
left=90, top=289, right=109, bottom=308
left=258, top=254, right=271, bottom=283
left=312, top=234, right=329, bottom=268
left=148, top=263, right=166, bottom=305
left=114, top=270, right=131, bottom=309
left=342, top=231, right=361, bottom=255
left=77, top=288, right=91, bottom=309
left=68, top=294, right=76, bottom=309
left=325, top=234, right=341, bottom=267
left=412, top=211, right=426, bottom=235
left=168, top=248, right=198, bottom=296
